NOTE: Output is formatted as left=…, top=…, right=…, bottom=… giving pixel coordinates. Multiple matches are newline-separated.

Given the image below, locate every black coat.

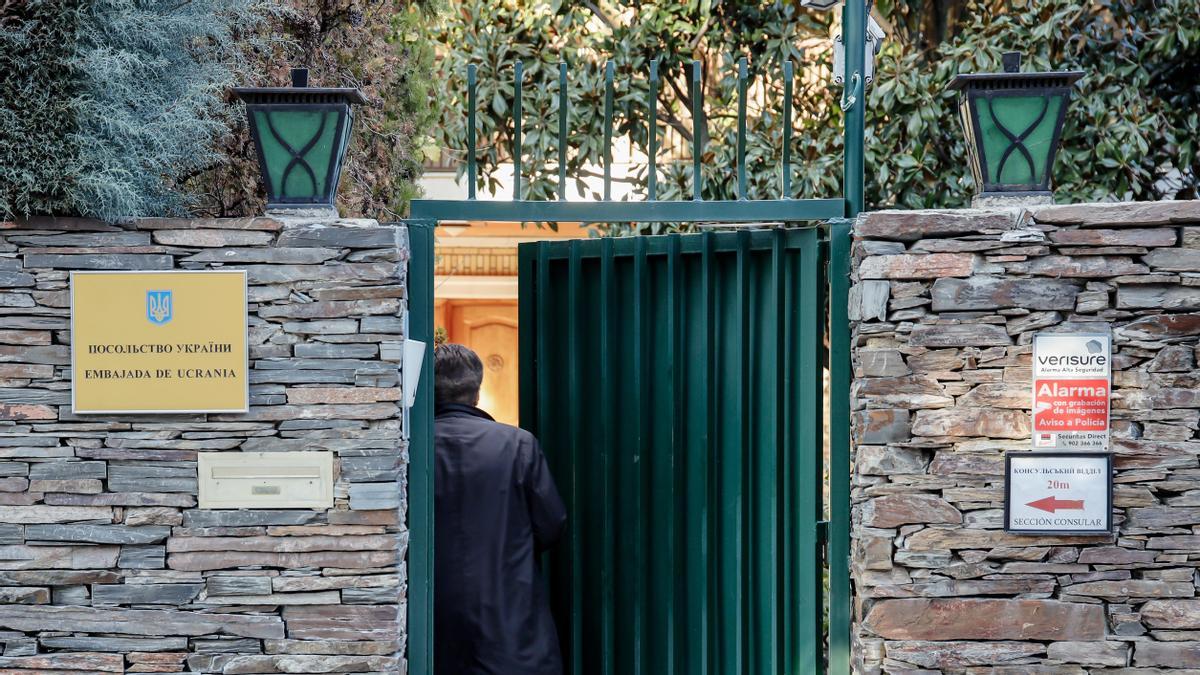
left=434, top=403, right=567, bottom=675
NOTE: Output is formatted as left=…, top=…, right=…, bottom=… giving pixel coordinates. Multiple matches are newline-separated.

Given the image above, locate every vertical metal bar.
left=719, top=232, right=749, bottom=675
left=631, top=237, right=647, bottom=674
left=686, top=232, right=713, bottom=675
left=405, top=221, right=435, bottom=675
left=796, top=228, right=821, bottom=673
left=756, top=231, right=782, bottom=675
left=566, top=241, right=583, bottom=675
left=736, top=58, right=747, bottom=200
left=517, top=243, right=537, bottom=435
left=532, top=244, right=567, bottom=671
left=779, top=231, right=796, bottom=672
left=599, top=239, right=616, bottom=675
left=559, top=62, right=569, bottom=201
left=604, top=60, right=615, bottom=201
left=782, top=60, right=793, bottom=200
left=828, top=221, right=853, bottom=675
left=843, top=1, right=866, bottom=216
left=517, top=242, right=546, bottom=643
left=692, top=60, right=703, bottom=201
left=513, top=60, right=524, bottom=201
left=467, top=65, right=477, bottom=200
left=648, top=58, right=659, bottom=201
left=663, top=235, right=681, bottom=673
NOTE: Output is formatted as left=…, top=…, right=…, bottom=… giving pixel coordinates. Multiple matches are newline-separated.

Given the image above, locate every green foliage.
left=191, top=0, right=439, bottom=220
left=0, top=0, right=262, bottom=222
left=1, top=0, right=86, bottom=219
left=433, top=0, right=1199, bottom=232
left=868, top=0, right=1200, bottom=207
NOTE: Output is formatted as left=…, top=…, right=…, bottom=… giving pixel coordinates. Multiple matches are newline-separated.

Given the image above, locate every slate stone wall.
left=849, top=200, right=1200, bottom=673
left=0, top=215, right=409, bottom=673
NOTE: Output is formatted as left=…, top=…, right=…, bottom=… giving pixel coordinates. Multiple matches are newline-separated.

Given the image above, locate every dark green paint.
left=468, top=64, right=477, bottom=200
left=406, top=221, right=436, bottom=675
left=407, top=14, right=868, bottom=669
left=828, top=219, right=853, bottom=675
left=842, top=0, right=865, bottom=218
left=692, top=60, right=703, bottom=201
left=513, top=61, right=524, bottom=200
left=520, top=228, right=826, bottom=674
left=648, top=59, right=659, bottom=201
left=604, top=61, right=615, bottom=201
left=782, top=60, right=793, bottom=199
left=559, top=62, right=569, bottom=201
left=737, top=59, right=748, bottom=200
left=409, top=198, right=844, bottom=224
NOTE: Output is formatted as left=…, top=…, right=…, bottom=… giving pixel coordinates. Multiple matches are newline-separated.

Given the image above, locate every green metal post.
left=514, top=60, right=524, bottom=201
left=599, top=238, right=616, bottom=675
left=782, top=60, right=793, bottom=199
left=797, top=228, right=821, bottom=674
left=406, top=221, right=435, bottom=675
left=834, top=1, right=866, bottom=671
left=692, top=60, right=703, bottom=201
left=648, top=58, right=659, bottom=201
left=467, top=65, right=477, bottom=200
left=567, top=242, right=584, bottom=675
left=604, top=61, right=615, bottom=201
left=842, top=1, right=866, bottom=217
left=828, top=220, right=853, bottom=675
left=559, top=62, right=569, bottom=200
left=736, top=58, right=747, bottom=200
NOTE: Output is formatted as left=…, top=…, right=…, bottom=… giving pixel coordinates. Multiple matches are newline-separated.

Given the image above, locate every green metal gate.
left=519, top=228, right=827, bottom=674
left=405, top=3, right=867, bottom=672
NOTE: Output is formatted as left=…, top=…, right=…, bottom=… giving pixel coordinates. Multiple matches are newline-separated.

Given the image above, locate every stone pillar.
left=0, top=214, right=409, bottom=673
left=849, top=200, right=1200, bottom=672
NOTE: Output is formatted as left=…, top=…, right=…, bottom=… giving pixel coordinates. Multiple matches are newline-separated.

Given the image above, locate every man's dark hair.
left=434, top=343, right=484, bottom=405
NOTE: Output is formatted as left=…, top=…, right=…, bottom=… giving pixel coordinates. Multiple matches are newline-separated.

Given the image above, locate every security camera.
left=833, top=15, right=886, bottom=86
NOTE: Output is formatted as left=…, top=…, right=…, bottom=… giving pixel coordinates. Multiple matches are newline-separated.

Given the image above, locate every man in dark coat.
left=433, top=343, right=567, bottom=675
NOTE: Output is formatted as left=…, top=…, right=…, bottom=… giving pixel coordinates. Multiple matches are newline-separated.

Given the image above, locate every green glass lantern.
left=948, top=53, right=1082, bottom=201
left=234, top=69, right=366, bottom=210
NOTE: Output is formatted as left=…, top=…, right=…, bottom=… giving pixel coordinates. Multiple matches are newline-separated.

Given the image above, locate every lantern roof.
left=233, top=68, right=367, bottom=105
left=948, top=52, right=1083, bottom=91
left=232, top=87, right=367, bottom=105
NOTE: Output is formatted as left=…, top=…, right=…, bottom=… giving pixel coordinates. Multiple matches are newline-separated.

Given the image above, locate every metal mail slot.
left=197, top=451, right=333, bottom=509
left=209, top=466, right=321, bottom=479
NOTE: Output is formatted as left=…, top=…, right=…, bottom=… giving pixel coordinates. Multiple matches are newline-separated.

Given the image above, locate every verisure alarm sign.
left=1031, top=333, right=1111, bottom=451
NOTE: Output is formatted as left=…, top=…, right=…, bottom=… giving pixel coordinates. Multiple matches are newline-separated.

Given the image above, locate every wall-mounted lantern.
left=948, top=53, right=1083, bottom=205
left=234, top=68, right=366, bottom=211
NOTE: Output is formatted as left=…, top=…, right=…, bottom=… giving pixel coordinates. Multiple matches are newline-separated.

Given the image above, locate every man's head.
left=434, top=343, right=483, bottom=406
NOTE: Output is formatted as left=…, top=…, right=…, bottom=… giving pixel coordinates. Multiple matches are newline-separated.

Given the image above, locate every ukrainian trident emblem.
left=147, top=290, right=172, bottom=325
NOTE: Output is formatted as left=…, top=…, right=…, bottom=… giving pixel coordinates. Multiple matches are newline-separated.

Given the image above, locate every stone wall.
left=849, top=200, right=1200, bottom=673
left=0, top=215, right=409, bottom=673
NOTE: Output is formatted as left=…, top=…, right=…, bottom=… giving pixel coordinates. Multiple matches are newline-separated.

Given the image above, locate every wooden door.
left=442, top=301, right=519, bottom=426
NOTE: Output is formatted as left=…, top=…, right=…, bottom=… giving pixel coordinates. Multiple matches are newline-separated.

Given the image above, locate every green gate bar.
left=405, top=221, right=436, bottom=675
left=828, top=219, right=853, bottom=675
left=411, top=46, right=865, bottom=225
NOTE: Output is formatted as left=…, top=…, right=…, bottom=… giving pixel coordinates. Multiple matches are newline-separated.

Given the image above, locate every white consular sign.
left=1032, top=333, right=1111, bottom=451
left=1006, top=452, right=1111, bottom=534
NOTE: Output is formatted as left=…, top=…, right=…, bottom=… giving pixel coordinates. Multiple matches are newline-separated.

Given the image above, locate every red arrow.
left=1026, top=496, right=1085, bottom=513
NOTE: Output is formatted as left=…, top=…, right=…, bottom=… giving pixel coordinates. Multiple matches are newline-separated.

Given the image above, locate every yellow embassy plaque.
left=71, top=271, right=249, bottom=413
